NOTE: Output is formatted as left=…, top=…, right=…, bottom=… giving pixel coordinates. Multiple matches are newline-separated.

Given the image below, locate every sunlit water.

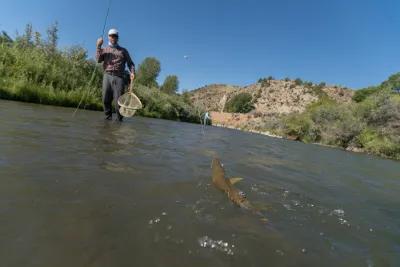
left=0, top=100, right=399, bottom=267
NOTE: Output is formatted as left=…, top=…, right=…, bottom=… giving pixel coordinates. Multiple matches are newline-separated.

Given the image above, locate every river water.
left=0, top=100, right=399, bottom=267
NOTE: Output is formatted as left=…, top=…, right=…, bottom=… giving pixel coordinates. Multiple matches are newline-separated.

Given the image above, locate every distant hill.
left=189, top=79, right=354, bottom=115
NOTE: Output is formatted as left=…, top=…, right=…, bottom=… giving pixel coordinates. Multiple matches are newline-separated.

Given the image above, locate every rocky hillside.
left=190, top=79, right=354, bottom=115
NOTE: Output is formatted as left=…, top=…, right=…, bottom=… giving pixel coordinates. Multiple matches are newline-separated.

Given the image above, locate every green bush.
left=352, top=87, right=378, bottom=102
left=312, top=105, right=363, bottom=146
left=281, top=113, right=317, bottom=142
left=381, top=72, right=400, bottom=91
left=133, top=83, right=199, bottom=123
left=309, top=102, right=344, bottom=124
left=294, top=78, right=303, bottom=86
left=358, top=128, right=400, bottom=159
left=224, top=92, right=254, bottom=113
left=356, top=91, right=400, bottom=127
left=353, top=73, right=400, bottom=103
left=305, top=81, right=313, bottom=88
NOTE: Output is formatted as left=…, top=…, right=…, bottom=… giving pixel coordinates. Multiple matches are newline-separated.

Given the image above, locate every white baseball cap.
left=108, top=28, right=119, bottom=36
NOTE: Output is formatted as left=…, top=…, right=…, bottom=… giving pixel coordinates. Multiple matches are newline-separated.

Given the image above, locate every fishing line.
left=72, top=0, right=112, bottom=117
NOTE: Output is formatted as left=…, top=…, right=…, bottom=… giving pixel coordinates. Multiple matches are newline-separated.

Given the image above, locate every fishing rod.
left=72, top=0, right=112, bottom=117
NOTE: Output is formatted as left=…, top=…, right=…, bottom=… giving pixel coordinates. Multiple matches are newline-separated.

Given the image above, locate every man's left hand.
left=130, top=73, right=135, bottom=81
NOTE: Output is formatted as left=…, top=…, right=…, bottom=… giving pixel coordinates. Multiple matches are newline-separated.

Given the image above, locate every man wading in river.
left=96, top=29, right=135, bottom=121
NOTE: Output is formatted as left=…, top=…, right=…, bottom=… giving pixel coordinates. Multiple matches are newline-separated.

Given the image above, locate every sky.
left=1, top=0, right=400, bottom=91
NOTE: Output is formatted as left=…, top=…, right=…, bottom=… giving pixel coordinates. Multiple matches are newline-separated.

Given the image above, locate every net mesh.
left=117, top=91, right=143, bottom=118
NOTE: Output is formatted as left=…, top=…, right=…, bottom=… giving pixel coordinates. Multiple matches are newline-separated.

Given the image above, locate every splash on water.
left=283, top=190, right=290, bottom=198
left=148, top=217, right=161, bottom=225
left=329, top=209, right=351, bottom=226
left=198, top=236, right=235, bottom=256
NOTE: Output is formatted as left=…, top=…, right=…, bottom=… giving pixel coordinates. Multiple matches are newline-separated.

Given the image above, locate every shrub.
left=358, top=128, right=400, bottom=159
left=305, top=81, right=313, bottom=88
left=356, top=92, right=400, bottom=127
left=294, top=78, right=303, bottom=86
left=133, top=83, right=199, bottom=122
left=352, top=87, right=378, bottom=102
left=280, top=113, right=318, bottom=142
left=224, top=92, right=254, bottom=113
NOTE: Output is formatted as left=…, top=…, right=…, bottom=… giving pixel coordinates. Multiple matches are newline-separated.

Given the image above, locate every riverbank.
left=0, top=83, right=103, bottom=111
left=209, top=110, right=400, bottom=161
left=0, top=84, right=200, bottom=123
left=211, top=123, right=395, bottom=161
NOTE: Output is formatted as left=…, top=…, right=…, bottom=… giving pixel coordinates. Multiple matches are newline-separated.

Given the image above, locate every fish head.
left=228, top=188, right=251, bottom=209
left=211, top=158, right=225, bottom=173
left=211, top=158, right=226, bottom=187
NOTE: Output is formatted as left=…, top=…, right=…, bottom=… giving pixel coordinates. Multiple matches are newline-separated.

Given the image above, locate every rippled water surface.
left=0, top=100, right=399, bottom=267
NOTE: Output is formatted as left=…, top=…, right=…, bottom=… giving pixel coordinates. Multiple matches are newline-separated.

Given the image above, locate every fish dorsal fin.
left=229, top=177, right=243, bottom=185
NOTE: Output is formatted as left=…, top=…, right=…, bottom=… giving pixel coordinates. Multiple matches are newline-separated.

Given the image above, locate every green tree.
left=295, top=78, right=303, bottom=86
left=161, top=75, right=179, bottom=94
left=305, top=81, right=313, bottom=88
left=15, top=23, right=33, bottom=48
left=24, top=23, right=33, bottom=46
left=136, top=57, right=161, bottom=88
left=34, top=31, right=42, bottom=47
left=225, top=93, right=254, bottom=113
left=46, top=21, right=59, bottom=53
